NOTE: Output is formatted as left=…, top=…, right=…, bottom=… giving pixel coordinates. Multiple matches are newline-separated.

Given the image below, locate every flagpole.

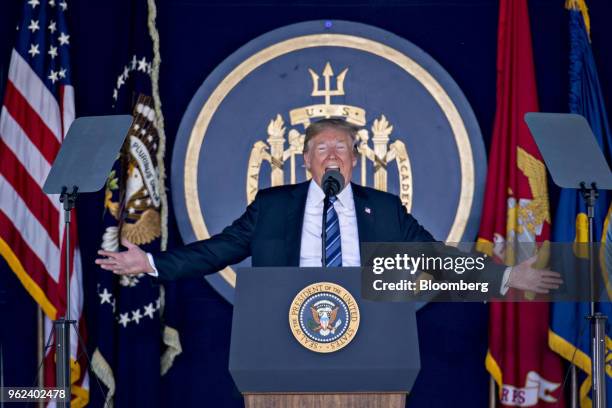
left=1, top=343, right=4, bottom=408
left=488, top=376, right=496, bottom=408
left=570, top=366, right=578, bottom=408
left=37, top=307, right=43, bottom=408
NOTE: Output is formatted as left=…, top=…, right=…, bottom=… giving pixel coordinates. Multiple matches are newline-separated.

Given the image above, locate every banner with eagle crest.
left=89, top=1, right=181, bottom=406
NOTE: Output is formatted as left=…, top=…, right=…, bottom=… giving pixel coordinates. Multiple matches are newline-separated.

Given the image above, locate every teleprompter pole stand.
left=55, top=186, right=78, bottom=408
left=580, top=182, right=607, bottom=408
left=525, top=113, right=612, bottom=408
left=42, top=115, right=134, bottom=408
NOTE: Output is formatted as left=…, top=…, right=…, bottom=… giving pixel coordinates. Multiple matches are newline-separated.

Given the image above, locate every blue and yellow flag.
left=549, top=1, right=612, bottom=406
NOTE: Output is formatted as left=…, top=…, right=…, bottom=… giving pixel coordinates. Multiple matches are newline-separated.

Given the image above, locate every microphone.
left=322, top=169, right=345, bottom=197
left=321, top=169, right=344, bottom=266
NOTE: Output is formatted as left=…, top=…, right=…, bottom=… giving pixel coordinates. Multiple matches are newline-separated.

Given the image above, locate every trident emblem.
left=246, top=62, right=413, bottom=211
left=308, top=63, right=348, bottom=107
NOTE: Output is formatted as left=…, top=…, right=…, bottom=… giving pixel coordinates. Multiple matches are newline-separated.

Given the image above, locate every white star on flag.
left=28, top=20, right=40, bottom=32
left=48, top=20, right=57, bottom=33
left=99, top=288, right=112, bottom=304
left=48, top=70, right=59, bottom=83
left=132, top=309, right=143, bottom=324
left=137, top=57, right=148, bottom=72
left=48, top=0, right=55, bottom=6
left=27, top=0, right=40, bottom=8
left=58, top=68, right=66, bottom=78
left=144, top=303, right=155, bottom=319
left=28, top=43, right=40, bottom=57
left=48, top=45, right=58, bottom=59
left=58, top=32, right=70, bottom=45
left=118, top=313, right=131, bottom=328
left=59, top=0, right=67, bottom=10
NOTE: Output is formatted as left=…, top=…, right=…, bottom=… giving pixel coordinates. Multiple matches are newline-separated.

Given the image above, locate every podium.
left=229, top=267, right=420, bottom=408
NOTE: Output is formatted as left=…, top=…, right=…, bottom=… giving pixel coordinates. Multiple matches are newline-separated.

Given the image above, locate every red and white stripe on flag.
left=0, top=3, right=88, bottom=405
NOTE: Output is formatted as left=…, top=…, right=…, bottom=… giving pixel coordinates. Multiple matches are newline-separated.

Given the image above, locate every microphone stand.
left=320, top=170, right=343, bottom=268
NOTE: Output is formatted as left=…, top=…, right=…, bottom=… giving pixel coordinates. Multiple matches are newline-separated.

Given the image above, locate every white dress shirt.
left=299, top=180, right=360, bottom=267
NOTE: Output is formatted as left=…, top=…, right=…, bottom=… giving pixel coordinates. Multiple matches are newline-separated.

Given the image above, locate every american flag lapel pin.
left=364, top=207, right=371, bottom=214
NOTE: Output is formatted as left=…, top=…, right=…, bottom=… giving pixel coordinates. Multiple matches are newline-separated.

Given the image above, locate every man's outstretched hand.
left=507, top=254, right=563, bottom=294
left=95, top=238, right=154, bottom=275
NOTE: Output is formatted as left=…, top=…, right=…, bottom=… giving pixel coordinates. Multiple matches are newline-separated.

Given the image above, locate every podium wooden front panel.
left=243, top=393, right=406, bottom=408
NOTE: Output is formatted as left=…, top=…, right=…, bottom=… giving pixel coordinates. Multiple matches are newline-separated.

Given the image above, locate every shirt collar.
left=306, top=179, right=354, bottom=210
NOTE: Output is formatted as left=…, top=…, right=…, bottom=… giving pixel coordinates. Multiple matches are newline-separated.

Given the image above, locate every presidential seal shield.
left=289, top=282, right=360, bottom=353
left=172, top=20, right=487, bottom=302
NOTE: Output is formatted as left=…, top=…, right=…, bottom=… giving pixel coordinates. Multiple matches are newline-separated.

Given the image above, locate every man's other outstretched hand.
left=95, top=238, right=154, bottom=275
left=508, top=254, right=563, bottom=294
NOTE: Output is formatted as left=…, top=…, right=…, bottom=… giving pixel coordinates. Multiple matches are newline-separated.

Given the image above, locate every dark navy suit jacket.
left=153, top=181, right=503, bottom=287
left=154, top=181, right=439, bottom=280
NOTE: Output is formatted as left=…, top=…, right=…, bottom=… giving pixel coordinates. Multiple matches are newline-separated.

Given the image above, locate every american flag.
left=0, top=0, right=88, bottom=405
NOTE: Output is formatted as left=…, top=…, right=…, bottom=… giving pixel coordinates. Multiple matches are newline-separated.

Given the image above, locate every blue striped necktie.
left=325, top=196, right=342, bottom=267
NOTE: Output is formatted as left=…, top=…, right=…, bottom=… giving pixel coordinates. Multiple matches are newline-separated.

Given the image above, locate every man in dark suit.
left=96, top=119, right=561, bottom=294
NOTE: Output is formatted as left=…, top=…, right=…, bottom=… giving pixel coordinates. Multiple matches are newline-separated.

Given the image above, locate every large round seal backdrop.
left=172, top=20, right=486, bottom=303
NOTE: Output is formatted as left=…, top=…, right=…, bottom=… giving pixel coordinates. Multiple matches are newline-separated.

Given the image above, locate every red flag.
left=0, top=1, right=88, bottom=405
left=477, top=0, right=565, bottom=406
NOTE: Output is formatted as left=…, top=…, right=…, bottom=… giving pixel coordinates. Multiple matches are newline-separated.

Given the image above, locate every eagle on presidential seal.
left=309, top=300, right=342, bottom=337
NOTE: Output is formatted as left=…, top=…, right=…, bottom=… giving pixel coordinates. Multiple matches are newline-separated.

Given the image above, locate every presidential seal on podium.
left=289, top=282, right=360, bottom=353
